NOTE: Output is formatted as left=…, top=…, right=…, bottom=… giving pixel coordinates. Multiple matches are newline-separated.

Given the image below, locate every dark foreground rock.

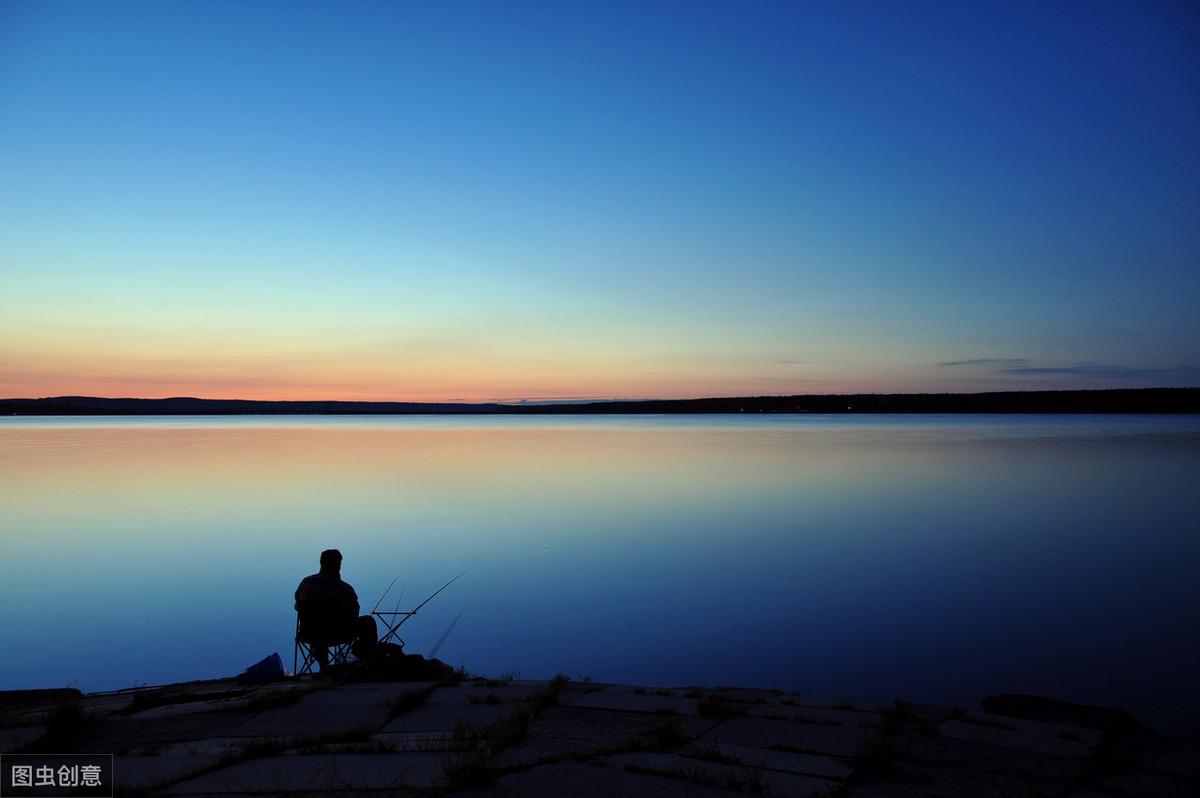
left=2, top=677, right=1197, bottom=796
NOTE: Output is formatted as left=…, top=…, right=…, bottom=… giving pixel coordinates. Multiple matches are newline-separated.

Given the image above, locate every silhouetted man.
left=295, top=549, right=377, bottom=669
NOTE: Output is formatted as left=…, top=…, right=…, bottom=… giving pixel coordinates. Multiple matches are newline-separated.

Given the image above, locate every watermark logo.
left=1, top=756, right=112, bottom=797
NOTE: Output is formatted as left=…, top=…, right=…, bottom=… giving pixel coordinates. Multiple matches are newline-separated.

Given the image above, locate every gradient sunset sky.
left=2, top=1, right=1197, bottom=402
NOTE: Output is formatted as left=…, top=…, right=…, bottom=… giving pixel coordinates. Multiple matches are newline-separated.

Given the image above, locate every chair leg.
left=294, top=639, right=318, bottom=676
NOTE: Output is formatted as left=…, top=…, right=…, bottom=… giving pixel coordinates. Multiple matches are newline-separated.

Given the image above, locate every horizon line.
left=4, top=387, right=1199, bottom=406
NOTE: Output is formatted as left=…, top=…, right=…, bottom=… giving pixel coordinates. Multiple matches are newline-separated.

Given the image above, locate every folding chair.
left=293, top=615, right=353, bottom=676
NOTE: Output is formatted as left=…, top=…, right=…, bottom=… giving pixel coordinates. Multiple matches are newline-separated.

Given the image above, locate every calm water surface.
left=2, top=415, right=1198, bottom=734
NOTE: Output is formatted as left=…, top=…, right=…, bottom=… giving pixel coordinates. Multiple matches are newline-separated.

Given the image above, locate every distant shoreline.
left=2, top=388, right=1198, bottom=415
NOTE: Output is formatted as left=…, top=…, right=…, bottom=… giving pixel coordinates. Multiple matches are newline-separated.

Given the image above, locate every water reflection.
left=1, top=415, right=1198, bottom=734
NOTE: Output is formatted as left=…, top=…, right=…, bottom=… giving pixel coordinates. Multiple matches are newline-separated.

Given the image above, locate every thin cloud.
left=938, top=358, right=1030, bottom=368
left=755, top=376, right=824, bottom=383
left=999, top=363, right=1198, bottom=378
left=776, top=359, right=809, bottom=365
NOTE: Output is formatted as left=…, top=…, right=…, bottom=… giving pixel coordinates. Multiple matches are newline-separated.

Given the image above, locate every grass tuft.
left=435, top=675, right=569, bottom=789
left=692, top=740, right=743, bottom=766
left=480, top=670, right=520, bottom=687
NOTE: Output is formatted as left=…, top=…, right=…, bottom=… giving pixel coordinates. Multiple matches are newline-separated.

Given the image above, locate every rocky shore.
left=2, top=674, right=1197, bottom=796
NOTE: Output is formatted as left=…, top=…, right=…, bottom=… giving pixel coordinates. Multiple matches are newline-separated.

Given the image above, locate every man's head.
left=319, top=548, right=342, bottom=575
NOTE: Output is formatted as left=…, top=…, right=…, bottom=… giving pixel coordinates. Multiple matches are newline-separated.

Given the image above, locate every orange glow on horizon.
left=0, top=354, right=898, bottom=402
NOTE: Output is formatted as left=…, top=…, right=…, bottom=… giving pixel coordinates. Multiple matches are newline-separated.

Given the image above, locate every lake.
left=2, top=414, right=1198, bottom=736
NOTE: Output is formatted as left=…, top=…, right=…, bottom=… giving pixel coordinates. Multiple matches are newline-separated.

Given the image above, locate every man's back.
left=295, top=571, right=360, bottom=642
left=295, top=572, right=359, bottom=612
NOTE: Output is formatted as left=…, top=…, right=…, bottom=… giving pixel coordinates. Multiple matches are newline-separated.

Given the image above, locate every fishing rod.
left=369, top=574, right=401, bottom=615
left=405, top=572, right=464, bottom=622
left=374, top=572, right=465, bottom=646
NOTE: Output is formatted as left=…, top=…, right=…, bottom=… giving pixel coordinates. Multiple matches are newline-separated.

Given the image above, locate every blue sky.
left=1, top=0, right=1197, bottom=400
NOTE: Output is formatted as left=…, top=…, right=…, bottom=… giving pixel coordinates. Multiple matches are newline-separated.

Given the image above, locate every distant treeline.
left=1, top=389, right=1197, bottom=415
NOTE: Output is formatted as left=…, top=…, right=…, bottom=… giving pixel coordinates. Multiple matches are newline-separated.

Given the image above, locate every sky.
left=1, top=0, right=1197, bottom=402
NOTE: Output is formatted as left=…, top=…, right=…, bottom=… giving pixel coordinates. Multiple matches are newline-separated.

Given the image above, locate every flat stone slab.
left=164, top=752, right=446, bottom=793
left=889, top=759, right=1083, bottom=798
left=567, top=688, right=700, bottom=715
left=0, top=726, right=44, bottom=753
left=115, top=754, right=223, bottom=791
left=456, top=680, right=550, bottom=703
left=761, top=695, right=881, bottom=713
left=684, top=742, right=852, bottom=780
left=171, top=680, right=243, bottom=694
left=232, top=683, right=424, bottom=738
left=490, top=705, right=718, bottom=769
left=746, top=704, right=874, bottom=728
left=349, top=680, right=440, bottom=696
left=698, top=687, right=786, bottom=705
left=939, top=719, right=1093, bottom=757
left=608, top=751, right=838, bottom=798
left=953, top=712, right=1102, bottom=747
left=904, top=731, right=1094, bottom=782
left=129, top=696, right=257, bottom=720
left=696, top=716, right=872, bottom=759
left=1144, top=747, right=1200, bottom=777
left=456, top=760, right=746, bottom=797
left=76, top=708, right=261, bottom=752
left=119, top=680, right=243, bottom=706
left=555, top=684, right=610, bottom=704
left=0, top=688, right=81, bottom=716
left=376, top=683, right=527, bottom=734
left=156, top=737, right=255, bottom=758
left=1095, top=769, right=1198, bottom=797
left=378, top=699, right=521, bottom=735
left=371, top=729, right=463, bottom=752
left=128, top=683, right=319, bottom=720
left=488, top=706, right=669, bottom=768
left=77, top=693, right=137, bottom=715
